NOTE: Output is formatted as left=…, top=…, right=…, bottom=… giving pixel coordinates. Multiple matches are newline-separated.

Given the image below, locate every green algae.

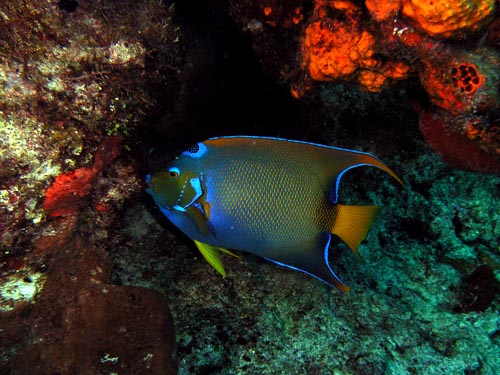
left=0, top=269, right=47, bottom=312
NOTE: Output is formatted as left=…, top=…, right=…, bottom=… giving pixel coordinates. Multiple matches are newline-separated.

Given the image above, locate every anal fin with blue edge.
left=264, top=234, right=350, bottom=292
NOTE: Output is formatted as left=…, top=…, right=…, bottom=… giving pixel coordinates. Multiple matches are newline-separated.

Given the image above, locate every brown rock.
left=70, top=285, right=178, bottom=375
left=13, top=285, right=177, bottom=375
left=6, top=235, right=177, bottom=375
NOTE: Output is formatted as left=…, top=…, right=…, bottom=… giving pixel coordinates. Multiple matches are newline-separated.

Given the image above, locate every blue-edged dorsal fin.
left=307, top=146, right=403, bottom=203
left=205, top=136, right=402, bottom=203
left=193, top=240, right=240, bottom=277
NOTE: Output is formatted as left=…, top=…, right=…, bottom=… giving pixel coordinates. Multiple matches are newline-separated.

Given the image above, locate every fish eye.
left=168, top=167, right=180, bottom=178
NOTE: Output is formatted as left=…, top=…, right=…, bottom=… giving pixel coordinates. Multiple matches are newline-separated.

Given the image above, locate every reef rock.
left=2, top=235, right=177, bottom=375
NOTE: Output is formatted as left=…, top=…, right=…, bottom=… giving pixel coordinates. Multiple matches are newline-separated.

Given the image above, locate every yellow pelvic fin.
left=193, top=240, right=240, bottom=277
left=331, top=204, right=382, bottom=258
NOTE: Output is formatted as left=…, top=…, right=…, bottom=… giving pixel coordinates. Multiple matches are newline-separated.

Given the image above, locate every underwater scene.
left=1, top=1, right=499, bottom=374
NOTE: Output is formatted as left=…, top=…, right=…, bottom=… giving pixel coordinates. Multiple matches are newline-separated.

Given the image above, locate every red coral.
left=418, top=108, right=500, bottom=174
left=43, top=167, right=97, bottom=217
left=43, top=136, right=121, bottom=217
left=418, top=59, right=481, bottom=114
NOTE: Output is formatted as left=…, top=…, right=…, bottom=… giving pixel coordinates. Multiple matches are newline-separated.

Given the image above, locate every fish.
left=146, top=136, right=402, bottom=290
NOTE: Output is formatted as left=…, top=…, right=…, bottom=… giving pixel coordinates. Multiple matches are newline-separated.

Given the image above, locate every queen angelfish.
left=146, top=136, right=402, bottom=291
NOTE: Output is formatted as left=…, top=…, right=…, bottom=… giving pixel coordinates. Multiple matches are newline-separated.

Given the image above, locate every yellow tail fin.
left=331, top=204, right=381, bottom=258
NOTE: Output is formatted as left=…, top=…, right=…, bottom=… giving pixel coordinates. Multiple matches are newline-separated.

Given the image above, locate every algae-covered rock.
left=0, top=0, right=181, bottom=255
left=0, top=1, right=183, bottom=373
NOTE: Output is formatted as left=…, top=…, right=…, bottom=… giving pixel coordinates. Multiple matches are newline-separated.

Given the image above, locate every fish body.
left=146, top=136, right=401, bottom=290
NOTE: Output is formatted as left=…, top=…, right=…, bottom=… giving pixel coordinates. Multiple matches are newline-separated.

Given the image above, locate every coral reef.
left=301, top=1, right=410, bottom=93
left=0, top=0, right=181, bottom=254
left=43, top=136, right=122, bottom=218
left=381, top=19, right=500, bottom=171
left=365, top=0, right=401, bottom=22
left=228, top=0, right=500, bottom=173
left=2, top=1, right=500, bottom=375
left=418, top=108, right=500, bottom=173
left=302, top=0, right=500, bottom=171
left=417, top=48, right=499, bottom=115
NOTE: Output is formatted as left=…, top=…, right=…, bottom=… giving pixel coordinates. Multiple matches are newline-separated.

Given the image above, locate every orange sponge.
left=365, top=0, right=402, bottom=22
left=301, top=1, right=409, bottom=92
left=302, top=20, right=376, bottom=81
left=402, top=0, right=495, bottom=38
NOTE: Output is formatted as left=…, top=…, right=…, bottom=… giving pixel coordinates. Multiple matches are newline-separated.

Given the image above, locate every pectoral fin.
left=194, top=240, right=240, bottom=277
left=186, top=205, right=211, bottom=236
left=181, top=178, right=212, bottom=235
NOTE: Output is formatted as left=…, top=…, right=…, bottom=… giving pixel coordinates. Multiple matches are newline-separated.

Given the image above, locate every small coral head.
left=450, top=63, right=483, bottom=95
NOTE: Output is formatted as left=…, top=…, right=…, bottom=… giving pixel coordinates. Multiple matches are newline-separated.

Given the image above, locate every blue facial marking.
left=173, top=204, right=186, bottom=212
left=171, top=178, right=202, bottom=213
left=182, top=142, right=207, bottom=159
left=168, top=166, right=180, bottom=176
left=185, top=177, right=202, bottom=207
